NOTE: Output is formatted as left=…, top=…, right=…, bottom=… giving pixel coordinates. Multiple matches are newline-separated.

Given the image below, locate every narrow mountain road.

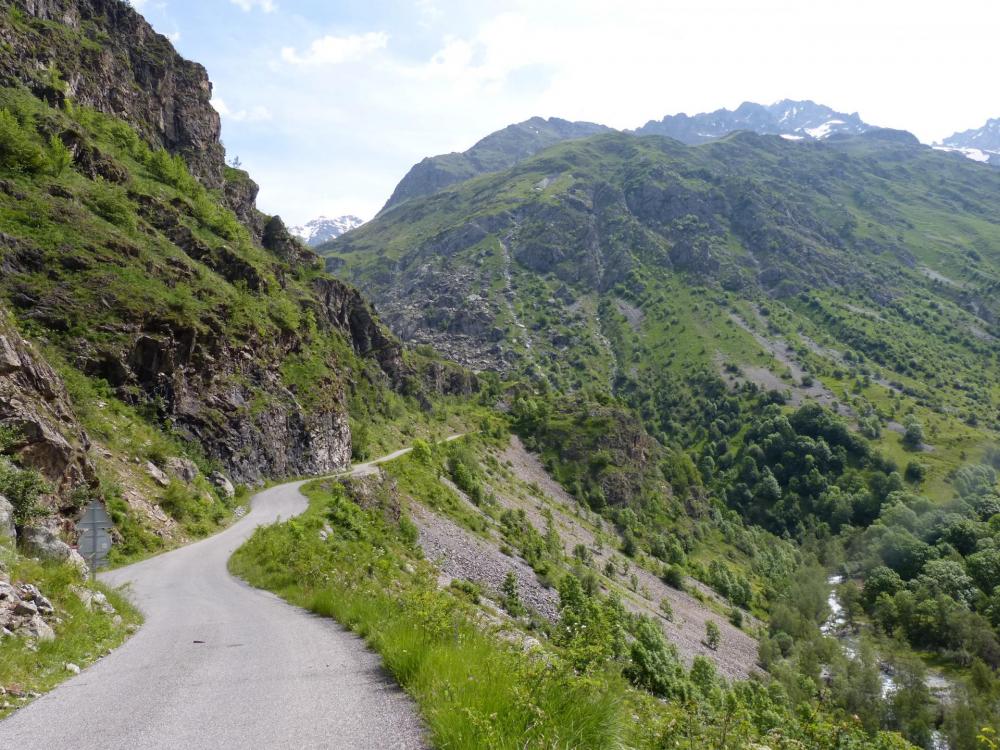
left=0, top=440, right=462, bottom=750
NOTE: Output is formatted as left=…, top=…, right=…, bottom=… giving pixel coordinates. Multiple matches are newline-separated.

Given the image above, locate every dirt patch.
left=614, top=298, right=645, bottom=331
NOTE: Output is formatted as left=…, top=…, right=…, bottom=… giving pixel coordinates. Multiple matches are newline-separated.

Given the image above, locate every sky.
left=130, top=0, right=1000, bottom=226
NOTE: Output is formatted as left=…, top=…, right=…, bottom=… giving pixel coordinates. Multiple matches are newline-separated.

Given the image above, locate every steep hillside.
left=381, top=116, right=612, bottom=212
left=326, top=130, right=998, bottom=414
left=0, top=0, right=476, bottom=555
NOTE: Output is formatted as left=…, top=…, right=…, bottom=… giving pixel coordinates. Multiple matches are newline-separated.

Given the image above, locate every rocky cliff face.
left=0, top=306, right=95, bottom=507
left=0, top=0, right=474, bottom=495
left=0, top=0, right=259, bottom=225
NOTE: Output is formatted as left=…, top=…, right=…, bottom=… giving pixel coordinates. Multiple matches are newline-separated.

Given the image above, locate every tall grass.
left=229, top=481, right=628, bottom=749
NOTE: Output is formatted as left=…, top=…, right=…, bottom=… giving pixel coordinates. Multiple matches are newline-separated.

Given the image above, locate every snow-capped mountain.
left=935, top=118, right=1000, bottom=166
left=634, top=100, right=872, bottom=144
left=290, top=215, right=364, bottom=246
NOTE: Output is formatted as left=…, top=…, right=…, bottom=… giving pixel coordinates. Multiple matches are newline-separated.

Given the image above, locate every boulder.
left=0, top=494, right=14, bottom=542
left=12, top=599, right=37, bottom=617
left=164, top=457, right=198, bottom=483
left=145, top=461, right=170, bottom=487
left=22, top=614, right=55, bottom=642
left=210, top=472, right=235, bottom=499
left=68, top=549, right=90, bottom=576
left=20, top=526, right=72, bottom=563
left=71, top=585, right=115, bottom=615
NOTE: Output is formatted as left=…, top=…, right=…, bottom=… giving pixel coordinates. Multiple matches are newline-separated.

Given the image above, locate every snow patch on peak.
left=291, top=215, right=365, bottom=246
left=804, top=120, right=846, bottom=139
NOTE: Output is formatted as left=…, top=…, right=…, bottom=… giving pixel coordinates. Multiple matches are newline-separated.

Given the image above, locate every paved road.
left=0, top=445, right=446, bottom=749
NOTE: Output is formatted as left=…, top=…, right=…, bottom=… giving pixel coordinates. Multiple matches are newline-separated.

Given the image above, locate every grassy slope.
left=230, top=440, right=916, bottom=749
left=0, top=544, right=142, bottom=718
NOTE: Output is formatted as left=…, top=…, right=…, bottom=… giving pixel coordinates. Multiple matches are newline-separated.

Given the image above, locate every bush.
left=85, top=182, right=136, bottom=230
left=659, top=597, right=674, bottom=621
left=662, top=564, right=685, bottom=590
left=729, top=607, right=743, bottom=628
left=47, top=134, right=72, bottom=176
left=501, top=571, right=524, bottom=616
left=0, top=456, right=50, bottom=525
left=904, top=461, right=926, bottom=484
left=0, top=108, right=47, bottom=175
left=705, top=619, right=721, bottom=650
left=902, top=419, right=924, bottom=450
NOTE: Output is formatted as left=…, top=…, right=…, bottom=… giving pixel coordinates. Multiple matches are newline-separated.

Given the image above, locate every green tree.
left=705, top=619, right=721, bottom=650
left=0, top=457, right=50, bottom=525
left=902, top=419, right=924, bottom=451
left=410, top=439, right=432, bottom=465
left=501, top=571, right=523, bottom=617
left=47, top=134, right=72, bottom=176
left=625, top=618, right=681, bottom=697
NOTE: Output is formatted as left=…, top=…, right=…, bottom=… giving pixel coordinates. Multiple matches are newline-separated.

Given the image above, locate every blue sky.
left=131, top=0, right=1000, bottom=226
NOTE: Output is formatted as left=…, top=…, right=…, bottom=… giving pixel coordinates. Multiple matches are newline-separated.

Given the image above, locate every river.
left=824, top=575, right=952, bottom=750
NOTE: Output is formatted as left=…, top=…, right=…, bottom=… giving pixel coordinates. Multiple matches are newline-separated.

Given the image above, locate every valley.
left=0, top=1, right=998, bottom=749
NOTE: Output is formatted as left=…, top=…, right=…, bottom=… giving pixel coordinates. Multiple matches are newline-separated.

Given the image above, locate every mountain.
left=634, top=99, right=873, bottom=143
left=324, top=127, right=998, bottom=395
left=936, top=117, right=1000, bottom=166
left=382, top=102, right=873, bottom=215
left=290, top=215, right=364, bottom=246
left=321, top=125, right=1000, bottom=740
left=380, top=116, right=613, bottom=212
left=0, top=0, right=473, bottom=542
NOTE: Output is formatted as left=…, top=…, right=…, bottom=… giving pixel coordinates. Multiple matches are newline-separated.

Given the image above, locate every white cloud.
left=230, top=0, right=276, bottom=12
left=199, top=0, right=1000, bottom=225
left=211, top=97, right=272, bottom=123
left=280, top=32, right=388, bottom=67
left=166, top=30, right=181, bottom=43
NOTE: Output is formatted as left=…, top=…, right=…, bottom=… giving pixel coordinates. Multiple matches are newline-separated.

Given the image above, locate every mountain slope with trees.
left=322, top=124, right=1000, bottom=747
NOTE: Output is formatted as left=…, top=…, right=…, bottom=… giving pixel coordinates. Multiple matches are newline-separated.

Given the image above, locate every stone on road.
left=0, top=456, right=431, bottom=749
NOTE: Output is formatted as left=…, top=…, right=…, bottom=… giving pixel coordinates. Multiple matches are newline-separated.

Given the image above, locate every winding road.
left=0, top=444, right=442, bottom=749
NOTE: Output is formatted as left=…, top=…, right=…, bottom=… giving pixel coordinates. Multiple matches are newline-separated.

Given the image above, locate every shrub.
left=85, top=181, right=136, bottom=230
left=410, top=439, right=432, bottom=465
left=729, top=607, right=743, bottom=628
left=625, top=617, right=682, bottom=697
left=501, top=571, right=524, bottom=616
left=705, top=619, right=721, bottom=650
left=47, top=134, right=72, bottom=176
left=0, top=108, right=46, bottom=174
left=902, top=419, right=924, bottom=450
left=662, top=564, right=685, bottom=590
left=904, top=460, right=926, bottom=484
left=659, top=597, right=674, bottom=621
left=0, top=456, right=50, bottom=526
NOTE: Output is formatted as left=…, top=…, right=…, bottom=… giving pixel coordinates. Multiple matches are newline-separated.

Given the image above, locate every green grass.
left=229, top=477, right=628, bottom=750
left=0, top=544, right=142, bottom=717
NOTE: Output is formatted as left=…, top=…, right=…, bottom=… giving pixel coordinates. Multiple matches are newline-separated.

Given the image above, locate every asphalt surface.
left=0, top=447, right=434, bottom=749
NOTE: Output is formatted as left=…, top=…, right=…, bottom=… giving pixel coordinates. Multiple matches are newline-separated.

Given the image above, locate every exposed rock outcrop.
left=0, top=311, right=95, bottom=507
left=0, top=495, right=14, bottom=540
left=0, top=576, right=57, bottom=642
left=0, top=0, right=260, bottom=226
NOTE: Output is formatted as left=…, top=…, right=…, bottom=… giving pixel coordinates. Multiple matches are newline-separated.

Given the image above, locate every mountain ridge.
left=291, top=214, right=364, bottom=246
